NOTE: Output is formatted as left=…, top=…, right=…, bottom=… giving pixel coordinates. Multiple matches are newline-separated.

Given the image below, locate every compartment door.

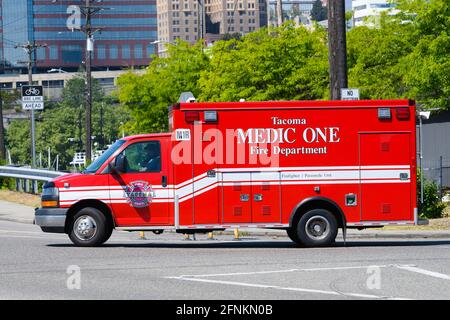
left=251, top=172, right=281, bottom=223
left=359, top=133, right=412, bottom=221
left=221, top=172, right=252, bottom=223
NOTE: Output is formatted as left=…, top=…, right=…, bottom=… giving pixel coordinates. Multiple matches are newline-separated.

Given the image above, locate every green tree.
left=347, top=0, right=449, bottom=109
left=61, top=73, right=104, bottom=109
left=346, top=13, right=415, bottom=99
left=199, top=23, right=329, bottom=102
left=396, top=0, right=450, bottom=109
left=117, top=40, right=209, bottom=134
left=6, top=77, right=129, bottom=169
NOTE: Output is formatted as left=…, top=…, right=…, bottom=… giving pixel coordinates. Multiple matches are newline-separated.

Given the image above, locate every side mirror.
left=110, top=154, right=126, bottom=174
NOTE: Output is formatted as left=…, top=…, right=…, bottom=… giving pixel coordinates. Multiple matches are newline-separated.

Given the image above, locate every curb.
left=225, top=231, right=450, bottom=240
left=170, top=229, right=450, bottom=240
left=1, top=216, right=449, bottom=240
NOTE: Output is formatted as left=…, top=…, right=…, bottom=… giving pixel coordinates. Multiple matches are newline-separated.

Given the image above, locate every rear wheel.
left=296, top=209, right=338, bottom=247
left=286, top=228, right=301, bottom=244
left=68, top=207, right=111, bottom=247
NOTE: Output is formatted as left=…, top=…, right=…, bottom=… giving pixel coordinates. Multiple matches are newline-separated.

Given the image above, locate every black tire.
left=286, top=228, right=301, bottom=244
left=68, top=207, right=111, bottom=247
left=102, top=223, right=114, bottom=243
left=296, top=209, right=338, bottom=247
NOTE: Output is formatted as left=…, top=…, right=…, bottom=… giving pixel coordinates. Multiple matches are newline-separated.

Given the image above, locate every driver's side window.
left=119, top=141, right=161, bottom=173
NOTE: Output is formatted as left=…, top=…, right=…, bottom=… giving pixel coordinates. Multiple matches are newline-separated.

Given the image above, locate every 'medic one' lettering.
left=236, top=127, right=340, bottom=144
left=237, top=128, right=296, bottom=144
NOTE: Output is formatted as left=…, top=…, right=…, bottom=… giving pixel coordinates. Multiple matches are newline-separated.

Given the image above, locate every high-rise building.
left=156, top=0, right=268, bottom=51
left=0, top=0, right=158, bottom=74
left=207, top=0, right=267, bottom=35
left=156, top=0, right=200, bottom=49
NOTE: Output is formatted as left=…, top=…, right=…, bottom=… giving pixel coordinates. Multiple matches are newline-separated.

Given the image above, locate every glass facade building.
left=1, top=0, right=157, bottom=73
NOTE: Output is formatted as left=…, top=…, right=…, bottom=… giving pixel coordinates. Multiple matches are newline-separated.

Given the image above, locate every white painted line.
left=396, top=265, right=450, bottom=280
left=171, top=269, right=299, bottom=278
left=168, top=276, right=409, bottom=300
left=171, top=264, right=415, bottom=279
left=0, top=229, right=49, bottom=235
left=0, top=234, right=65, bottom=240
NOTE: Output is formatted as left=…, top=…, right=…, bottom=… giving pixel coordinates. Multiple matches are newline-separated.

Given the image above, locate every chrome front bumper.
left=35, top=208, right=68, bottom=233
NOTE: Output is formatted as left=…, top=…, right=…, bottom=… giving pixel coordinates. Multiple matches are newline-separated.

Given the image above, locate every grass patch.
left=0, top=190, right=40, bottom=208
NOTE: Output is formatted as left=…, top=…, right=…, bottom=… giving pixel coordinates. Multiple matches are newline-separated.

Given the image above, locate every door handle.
left=162, top=175, right=167, bottom=187
left=240, top=194, right=249, bottom=202
left=254, top=194, right=263, bottom=201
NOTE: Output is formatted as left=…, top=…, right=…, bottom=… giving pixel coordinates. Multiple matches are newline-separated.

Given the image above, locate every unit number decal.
left=175, top=129, right=191, bottom=141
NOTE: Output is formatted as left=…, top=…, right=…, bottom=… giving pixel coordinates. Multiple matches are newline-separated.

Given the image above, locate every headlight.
left=41, top=182, right=59, bottom=208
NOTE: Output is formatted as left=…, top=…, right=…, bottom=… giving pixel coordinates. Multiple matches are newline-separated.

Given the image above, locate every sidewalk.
left=0, top=199, right=448, bottom=239
left=233, top=228, right=450, bottom=240
left=0, top=200, right=35, bottom=224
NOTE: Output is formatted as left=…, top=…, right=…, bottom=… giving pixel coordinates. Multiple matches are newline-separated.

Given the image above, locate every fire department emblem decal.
left=124, top=181, right=155, bottom=208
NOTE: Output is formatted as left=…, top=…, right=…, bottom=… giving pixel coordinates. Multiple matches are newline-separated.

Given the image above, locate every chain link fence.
left=422, top=156, right=450, bottom=197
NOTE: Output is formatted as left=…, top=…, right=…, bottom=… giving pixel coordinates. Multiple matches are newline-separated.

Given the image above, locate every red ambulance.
left=35, top=99, right=417, bottom=247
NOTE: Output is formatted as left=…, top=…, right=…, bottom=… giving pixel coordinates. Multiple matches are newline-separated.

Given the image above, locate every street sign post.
left=341, top=88, right=360, bottom=101
left=21, top=85, right=44, bottom=110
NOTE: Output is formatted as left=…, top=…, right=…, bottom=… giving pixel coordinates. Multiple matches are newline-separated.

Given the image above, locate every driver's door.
left=108, top=138, right=170, bottom=226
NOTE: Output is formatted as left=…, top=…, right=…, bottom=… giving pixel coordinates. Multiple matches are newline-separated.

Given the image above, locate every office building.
left=352, top=0, right=398, bottom=26
left=156, top=0, right=268, bottom=50
left=0, top=0, right=158, bottom=74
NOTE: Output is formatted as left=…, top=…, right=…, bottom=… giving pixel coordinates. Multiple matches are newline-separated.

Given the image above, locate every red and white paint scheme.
left=35, top=99, right=417, bottom=247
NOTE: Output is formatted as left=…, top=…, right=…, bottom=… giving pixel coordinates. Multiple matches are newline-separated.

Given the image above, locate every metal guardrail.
left=0, top=165, right=67, bottom=182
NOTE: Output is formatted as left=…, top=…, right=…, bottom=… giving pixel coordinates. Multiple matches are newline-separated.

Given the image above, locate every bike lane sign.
left=22, top=85, right=44, bottom=110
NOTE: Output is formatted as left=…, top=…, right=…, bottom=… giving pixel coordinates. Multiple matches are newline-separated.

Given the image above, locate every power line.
left=78, top=0, right=106, bottom=163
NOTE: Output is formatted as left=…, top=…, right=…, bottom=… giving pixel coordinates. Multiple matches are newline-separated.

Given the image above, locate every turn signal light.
left=42, top=200, right=58, bottom=208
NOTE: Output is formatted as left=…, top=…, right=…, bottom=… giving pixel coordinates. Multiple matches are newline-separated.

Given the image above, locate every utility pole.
left=99, top=101, right=104, bottom=149
left=328, top=0, right=348, bottom=100
left=80, top=0, right=102, bottom=163
left=15, top=41, right=47, bottom=168
left=276, top=0, right=283, bottom=26
left=197, top=0, right=206, bottom=41
left=0, top=86, right=5, bottom=161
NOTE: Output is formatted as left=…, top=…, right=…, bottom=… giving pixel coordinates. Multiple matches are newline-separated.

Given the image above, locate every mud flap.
left=342, top=225, right=347, bottom=246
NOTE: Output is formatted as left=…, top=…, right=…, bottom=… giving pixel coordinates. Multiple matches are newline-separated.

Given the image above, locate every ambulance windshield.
left=83, top=139, right=126, bottom=174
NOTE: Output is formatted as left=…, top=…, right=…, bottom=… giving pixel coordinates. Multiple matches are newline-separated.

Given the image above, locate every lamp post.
left=150, top=40, right=175, bottom=56
left=47, top=68, right=68, bottom=73
left=418, top=110, right=431, bottom=205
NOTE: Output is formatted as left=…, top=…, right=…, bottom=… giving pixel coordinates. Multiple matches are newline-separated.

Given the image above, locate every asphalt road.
left=0, top=220, right=449, bottom=300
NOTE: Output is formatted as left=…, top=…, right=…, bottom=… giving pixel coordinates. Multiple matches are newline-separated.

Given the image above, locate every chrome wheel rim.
left=305, top=215, right=330, bottom=240
left=74, top=215, right=97, bottom=241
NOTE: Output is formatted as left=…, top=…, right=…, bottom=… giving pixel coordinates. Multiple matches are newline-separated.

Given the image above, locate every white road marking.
left=396, top=265, right=450, bottom=280
left=0, top=229, right=48, bottom=235
left=0, top=234, right=65, bottom=240
left=166, top=264, right=417, bottom=300
left=168, top=276, right=409, bottom=300
left=171, top=264, right=415, bottom=279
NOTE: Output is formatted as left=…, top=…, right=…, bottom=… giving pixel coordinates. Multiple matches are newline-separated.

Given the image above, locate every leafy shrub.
left=419, top=180, right=447, bottom=219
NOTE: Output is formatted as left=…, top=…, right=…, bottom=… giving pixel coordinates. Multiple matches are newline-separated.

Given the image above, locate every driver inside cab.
left=137, top=143, right=161, bottom=172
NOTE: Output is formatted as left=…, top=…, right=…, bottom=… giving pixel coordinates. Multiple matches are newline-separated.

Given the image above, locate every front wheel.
left=68, top=207, right=111, bottom=247
left=296, top=209, right=338, bottom=247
